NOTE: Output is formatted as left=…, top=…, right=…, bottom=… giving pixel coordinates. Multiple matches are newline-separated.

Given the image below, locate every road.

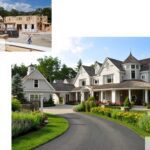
left=36, top=105, right=144, bottom=150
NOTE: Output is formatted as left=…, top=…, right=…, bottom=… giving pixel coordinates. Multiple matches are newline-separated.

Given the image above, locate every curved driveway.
left=36, top=105, right=144, bottom=150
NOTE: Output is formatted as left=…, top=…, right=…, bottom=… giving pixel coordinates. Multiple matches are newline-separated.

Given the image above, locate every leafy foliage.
left=12, top=98, right=21, bottom=111
left=44, top=98, right=55, bottom=107
left=12, top=112, right=47, bottom=138
left=0, top=7, right=51, bottom=22
left=123, top=97, right=131, bottom=107
left=12, top=64, right=27, bottom=78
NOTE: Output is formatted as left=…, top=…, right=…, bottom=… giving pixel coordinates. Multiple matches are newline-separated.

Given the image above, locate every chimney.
left=27, top=64, right=35, bottom=75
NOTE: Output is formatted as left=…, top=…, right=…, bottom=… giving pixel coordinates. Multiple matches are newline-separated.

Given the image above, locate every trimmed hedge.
left=12, top=112, right=47, bottom=138
left=91, top=107, right=150, bottom=133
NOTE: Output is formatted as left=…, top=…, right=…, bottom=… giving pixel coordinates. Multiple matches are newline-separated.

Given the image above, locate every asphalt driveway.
left=36, top=105, right=144, bottom=150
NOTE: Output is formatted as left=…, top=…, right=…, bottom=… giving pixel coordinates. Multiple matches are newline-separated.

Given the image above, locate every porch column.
left=81, top=92, right=85, bottom=102
left=101, top=91, right=103, bottom=102
left=145, top=89, right=148, bottom=104
left=76, top=92, right=78, bottom=101
left=112, top=90, right=116, bottom=104
left=40, top=95, right=43, bottom=113
left=128, top=89, right=131, bottom=102
left=90, top=90, right=94, bottom=97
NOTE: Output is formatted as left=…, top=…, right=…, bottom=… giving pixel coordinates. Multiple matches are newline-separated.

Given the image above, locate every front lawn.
left=12, top=114, right=69, bottom=150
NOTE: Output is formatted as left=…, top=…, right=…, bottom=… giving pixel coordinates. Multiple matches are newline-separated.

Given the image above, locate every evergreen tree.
left=76, top=59, right=82, bottom=72
left=12, top=74, right=26, bottom=103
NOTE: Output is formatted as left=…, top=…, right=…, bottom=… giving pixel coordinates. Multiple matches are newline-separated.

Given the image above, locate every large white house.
left=22, top=53, right=150, bottom=105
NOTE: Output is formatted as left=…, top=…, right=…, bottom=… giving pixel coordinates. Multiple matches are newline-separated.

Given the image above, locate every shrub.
left=73, top=103, right=85, bottom=112
left=123, top=97, right=131, bottom=107
left=44, top=98, right=55, bottom=107
left=85, top=97, right=96, bottom=112
left=87, top=96, right=95, bottom=101
left=90, top=107, right=142, bottom=124
left=12, top=98, right=21, bottom=111
left=12, top=112, right=47, bottom=138
left=138, top=115, right=150, bottom=132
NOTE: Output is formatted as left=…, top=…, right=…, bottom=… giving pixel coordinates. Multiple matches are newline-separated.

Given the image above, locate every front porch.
left=71, top=88, right=150, bottom=105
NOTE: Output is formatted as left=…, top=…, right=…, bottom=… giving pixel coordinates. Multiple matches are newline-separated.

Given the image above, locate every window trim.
left=34, top=80, right=39, bottom=88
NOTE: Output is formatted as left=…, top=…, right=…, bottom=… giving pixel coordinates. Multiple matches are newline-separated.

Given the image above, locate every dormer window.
left=34, top=80, right=38, bottom=88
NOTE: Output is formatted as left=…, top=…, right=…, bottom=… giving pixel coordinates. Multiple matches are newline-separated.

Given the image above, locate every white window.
left=34, top=80, right=38, bottom=88
left=82, top=81, right=86, bottom=86
left=94, top=80, right=99, bottom=84
left=30, top=94, right=41, bottom=101
left=103, top=74, right=113, bottom=84
left=131, top=70, right=135, bottom=79
left=136, top=65, right=139, bottom=69
left=131, top=65, right=135, bottom=69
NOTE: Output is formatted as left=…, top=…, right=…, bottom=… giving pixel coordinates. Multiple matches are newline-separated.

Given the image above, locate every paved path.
left=36, top=105, right=144, bottom=150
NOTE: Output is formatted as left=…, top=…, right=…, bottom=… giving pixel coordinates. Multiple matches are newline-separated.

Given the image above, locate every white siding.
left=74, top=66, right=91, bottom=87
left=99, top=59, right=121, bottom=84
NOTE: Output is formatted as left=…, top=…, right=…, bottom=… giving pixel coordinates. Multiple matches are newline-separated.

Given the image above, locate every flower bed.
left=91, top=107, right=150, bottom=133
left=12, top=111, right=47, bottom=138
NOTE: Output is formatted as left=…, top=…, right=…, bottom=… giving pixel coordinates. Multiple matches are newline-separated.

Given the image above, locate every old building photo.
left=0, top=0, right=51, bottom=52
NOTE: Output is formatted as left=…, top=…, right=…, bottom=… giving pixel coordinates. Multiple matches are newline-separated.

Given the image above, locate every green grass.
left=83, top=112, right=150, bottom=138
left=12, top=114, right=69, bottom=150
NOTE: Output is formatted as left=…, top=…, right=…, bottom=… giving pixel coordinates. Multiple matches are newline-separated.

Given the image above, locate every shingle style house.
left=22, top=53, right=150, bottom=105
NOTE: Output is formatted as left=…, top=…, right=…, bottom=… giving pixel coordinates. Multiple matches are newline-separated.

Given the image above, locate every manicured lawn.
left=84, top=112, right=150, bottom=138
left=12, top=114, right=69, bottom=150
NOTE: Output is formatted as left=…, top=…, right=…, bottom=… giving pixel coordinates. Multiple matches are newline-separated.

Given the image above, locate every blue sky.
left=53, top=37, right=150, bottom=67
left=0, top=0, right=51, bottom=11
left=11, top=0, right=51, bottom=8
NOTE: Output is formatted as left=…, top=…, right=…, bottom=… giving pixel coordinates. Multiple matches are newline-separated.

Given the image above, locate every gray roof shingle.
left=123, top=53, right=139, bottom=64
left=52, top=83, right=75, bottom=91
left=92, top=80, right=150, bottom=89
left=82, top=65, right=95, bottom=76
left=108, top=58, right=124, bottom=71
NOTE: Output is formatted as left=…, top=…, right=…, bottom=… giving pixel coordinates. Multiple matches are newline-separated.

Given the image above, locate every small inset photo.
left=0, top=0, right=51, bottom=52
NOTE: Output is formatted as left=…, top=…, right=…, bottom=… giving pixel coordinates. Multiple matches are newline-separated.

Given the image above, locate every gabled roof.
left=22, top=69, right=55, bottom=91
left=108, top=58, right=124, bottom=71
left=82, top=65, right=95, bottom=76
left=123, top=53, right=139, bottom=64
left=139, top=58, right=150, bottom=71
left=52, top=83, right=75, bottom=91
left=95, top=61, right=102, bottom=66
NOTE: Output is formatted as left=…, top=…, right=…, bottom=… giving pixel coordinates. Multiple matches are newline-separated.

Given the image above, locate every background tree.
left=60, top=64, right=77, bottom=79
left=76, top=59, right=82, bottom=72
left=12, top=74, right=26, bottom=103
left=37, top=56, right=61, bottom=82
left=12, top=64, right=28, bottom=77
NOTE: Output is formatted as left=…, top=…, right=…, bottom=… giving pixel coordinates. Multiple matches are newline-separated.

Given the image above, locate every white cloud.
left=52, top=36, right=92, bottom=55
left=0, top=0, right=33, bottom=12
